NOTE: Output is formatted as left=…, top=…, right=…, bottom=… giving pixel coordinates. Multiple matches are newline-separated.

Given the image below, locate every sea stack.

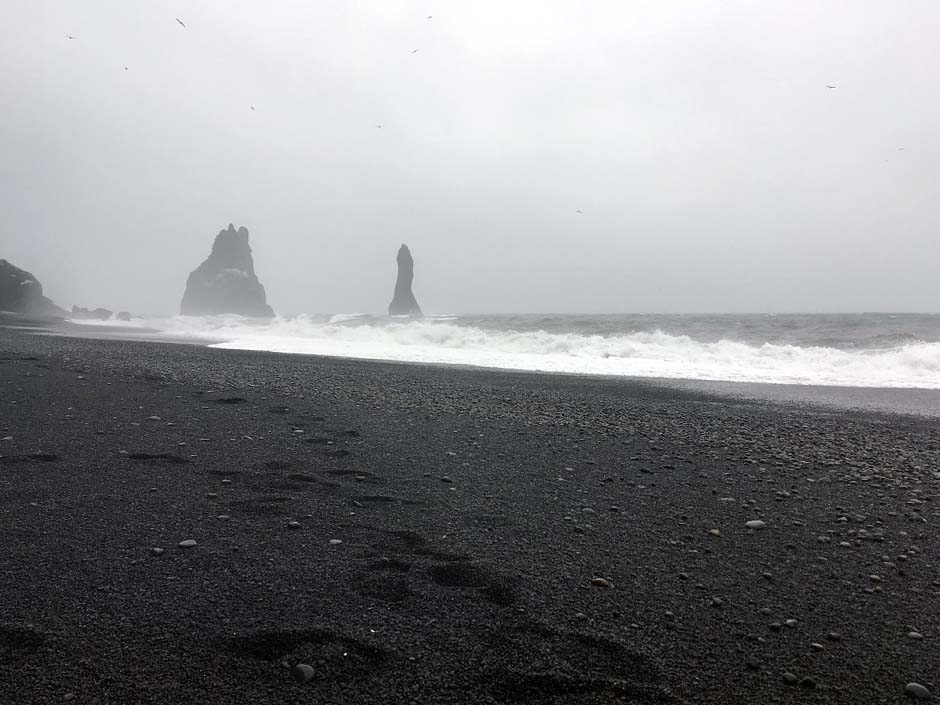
left=180, top=224, right=275, bottom=317
left=388, top=244, right=422, bottom=317
left=0, top=259, right=65, bottom=317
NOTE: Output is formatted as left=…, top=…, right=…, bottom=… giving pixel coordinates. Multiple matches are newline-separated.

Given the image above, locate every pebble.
left=221, top=479, right=231, bottom=484
left=1, top=436, right=12, bottom=441
left=440, top=476, right=453, bottom=483
left=708, top=529, right=721, bottom=536
left=217, top=515, right=230, bottom=521
left=905, top=683, right=931, bottom=700
left=785, top=619, right=798, bottom=628
left=292, top=663, right=315, bottom=683
left=178, top=539, right=197, bottom=549
left=288, top=521, right=301, bottom=530
left=745, top=520, right=766, bottom=530
left=810, top=642, right=824, bottom=651
left=827, top=631, right=842, bottom=641
left=63, top=694, right=75, bottom=702
left=591, top=577, right=612, bottom=588
left=745, top=656, right=761, bottom=671
left=711, top=597, right=724, bottom=607
left=908, top=631, right=924, bottom=640
left=329, top=539, right=342, bottom=545
left=783, top=672, right=798, bottom=685
left=800, top=677, right=817, bottom=689
left=151, top=548, right=164, bottom=556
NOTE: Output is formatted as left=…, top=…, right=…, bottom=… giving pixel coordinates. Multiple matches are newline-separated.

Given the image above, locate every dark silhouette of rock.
left=0, top=259, right=65, bottom=317
left=180, top=224, right=274, bottom=317
left=388, top=244, right=422, bottom=317
left=71, top=305, right=113, bottom=321
left=116, top=311, right=132, bottom=322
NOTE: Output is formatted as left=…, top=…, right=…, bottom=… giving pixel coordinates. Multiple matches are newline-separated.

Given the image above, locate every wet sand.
left=0, top=326, right=937, bottom=704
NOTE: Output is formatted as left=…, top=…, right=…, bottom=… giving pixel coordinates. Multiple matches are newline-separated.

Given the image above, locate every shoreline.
left=25, top=313, right=940, bottom=419
left=1, top=326, right=938, bottom=704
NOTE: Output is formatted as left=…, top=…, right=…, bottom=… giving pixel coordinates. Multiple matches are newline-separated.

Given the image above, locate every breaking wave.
left=69, top=314, right=940, bottom=389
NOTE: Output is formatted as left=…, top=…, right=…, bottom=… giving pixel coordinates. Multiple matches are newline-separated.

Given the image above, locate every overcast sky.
left=2, top=1, right=939, bottom=315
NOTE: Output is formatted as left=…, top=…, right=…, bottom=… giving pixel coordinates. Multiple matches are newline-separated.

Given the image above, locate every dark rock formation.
left=388, top=244, right=422, bottom=317
left=71, top=306, right=113, bottom=320
left=180, top=224, right=274, bottom=317
left=0, top=259, right=65, bottom=317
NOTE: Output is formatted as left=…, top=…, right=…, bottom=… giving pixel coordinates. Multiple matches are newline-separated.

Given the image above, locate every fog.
left=2, top=1, right=939, bottom=315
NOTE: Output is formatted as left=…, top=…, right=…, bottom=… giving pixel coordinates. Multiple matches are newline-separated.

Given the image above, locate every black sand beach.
left=1, top=326, right=937, bottom=704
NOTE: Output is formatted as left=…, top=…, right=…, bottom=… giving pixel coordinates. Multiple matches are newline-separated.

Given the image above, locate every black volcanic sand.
left=0, top=328, right=937, bottom=705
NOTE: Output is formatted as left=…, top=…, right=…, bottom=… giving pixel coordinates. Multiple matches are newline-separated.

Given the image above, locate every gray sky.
left=2, top=0, right=939, bottom=315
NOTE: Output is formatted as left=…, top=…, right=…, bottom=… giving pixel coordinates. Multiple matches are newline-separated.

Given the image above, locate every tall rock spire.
left=180, top=224, right=275, bottom=317
left=388, top=244, right=422, bottom=317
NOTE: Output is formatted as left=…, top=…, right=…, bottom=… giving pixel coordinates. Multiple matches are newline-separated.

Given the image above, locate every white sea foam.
left=69, top=314, right=940, bottom=389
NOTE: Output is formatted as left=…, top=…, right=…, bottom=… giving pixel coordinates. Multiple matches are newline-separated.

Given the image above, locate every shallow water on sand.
left=67, top=312, right=940, bottom=391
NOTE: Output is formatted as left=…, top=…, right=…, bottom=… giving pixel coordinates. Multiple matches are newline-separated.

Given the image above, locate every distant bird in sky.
left=176, top=18, right=186, bottom=28
left=898, top=147, right=905, bottom=151
left=411, top=49, right=419, bottom=54
left=250, top=106, right=255, bottom=111
left=124, top=66, right=128, bottom=71
left=576, top=210, right=583, bottom=214
left=376, top=125, right=383, bottom=128
left=826, top=84, right=837, bottom=89
left=66, top=35, right=76, bottom=40
left=427, top=15, right=432, bottom=19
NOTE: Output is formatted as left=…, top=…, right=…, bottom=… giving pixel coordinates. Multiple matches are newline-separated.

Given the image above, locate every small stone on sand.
left=178, top=539, right=197, bottom=549
left=288, top=521, right=301, bottom=529
left=292, top=663, right=315, bottom=683
left=152, top=548, right=164, bottom=556
left=905, top=683, right=931, bottom=700
left=745, top=520, right=766, bottom=530
left=329, top=539, right=342, bottom=545
left=591, top=577, right=612, bottom=588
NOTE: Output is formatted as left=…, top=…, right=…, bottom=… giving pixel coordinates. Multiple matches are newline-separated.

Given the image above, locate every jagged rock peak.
left=0, top=259, right=65, bottom=317
left=388, top=243, right=422, bottom=317
left=180, top=224, right=275, bottom=317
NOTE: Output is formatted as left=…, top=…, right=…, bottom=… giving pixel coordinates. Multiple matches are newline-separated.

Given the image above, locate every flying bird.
left=250, top=106, right=255, bottom=111
left=124, top=66, right=128, bottom=71
left=411, top=49, right=419, bottom=54
left=826, top=85, right=837, bottom=89
left=427, top=15, right=432, bottom=19
left=176, top=18, right=186, bottom=28
left=576, top=210, right=583, bottom=214
left=376, top=125, right=383, bottom=128
left=66, top=35, right=76, bottom=40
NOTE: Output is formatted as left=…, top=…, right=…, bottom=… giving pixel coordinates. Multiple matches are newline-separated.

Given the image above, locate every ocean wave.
left=71, top=314, right=940, bottom=389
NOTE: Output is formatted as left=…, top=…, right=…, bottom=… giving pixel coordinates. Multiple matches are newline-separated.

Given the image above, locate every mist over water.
left=70, top=313, right=940, bottom=389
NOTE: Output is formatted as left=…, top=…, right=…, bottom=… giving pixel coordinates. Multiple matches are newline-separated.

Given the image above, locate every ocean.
left=68, top=312, right=940, bottom=390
